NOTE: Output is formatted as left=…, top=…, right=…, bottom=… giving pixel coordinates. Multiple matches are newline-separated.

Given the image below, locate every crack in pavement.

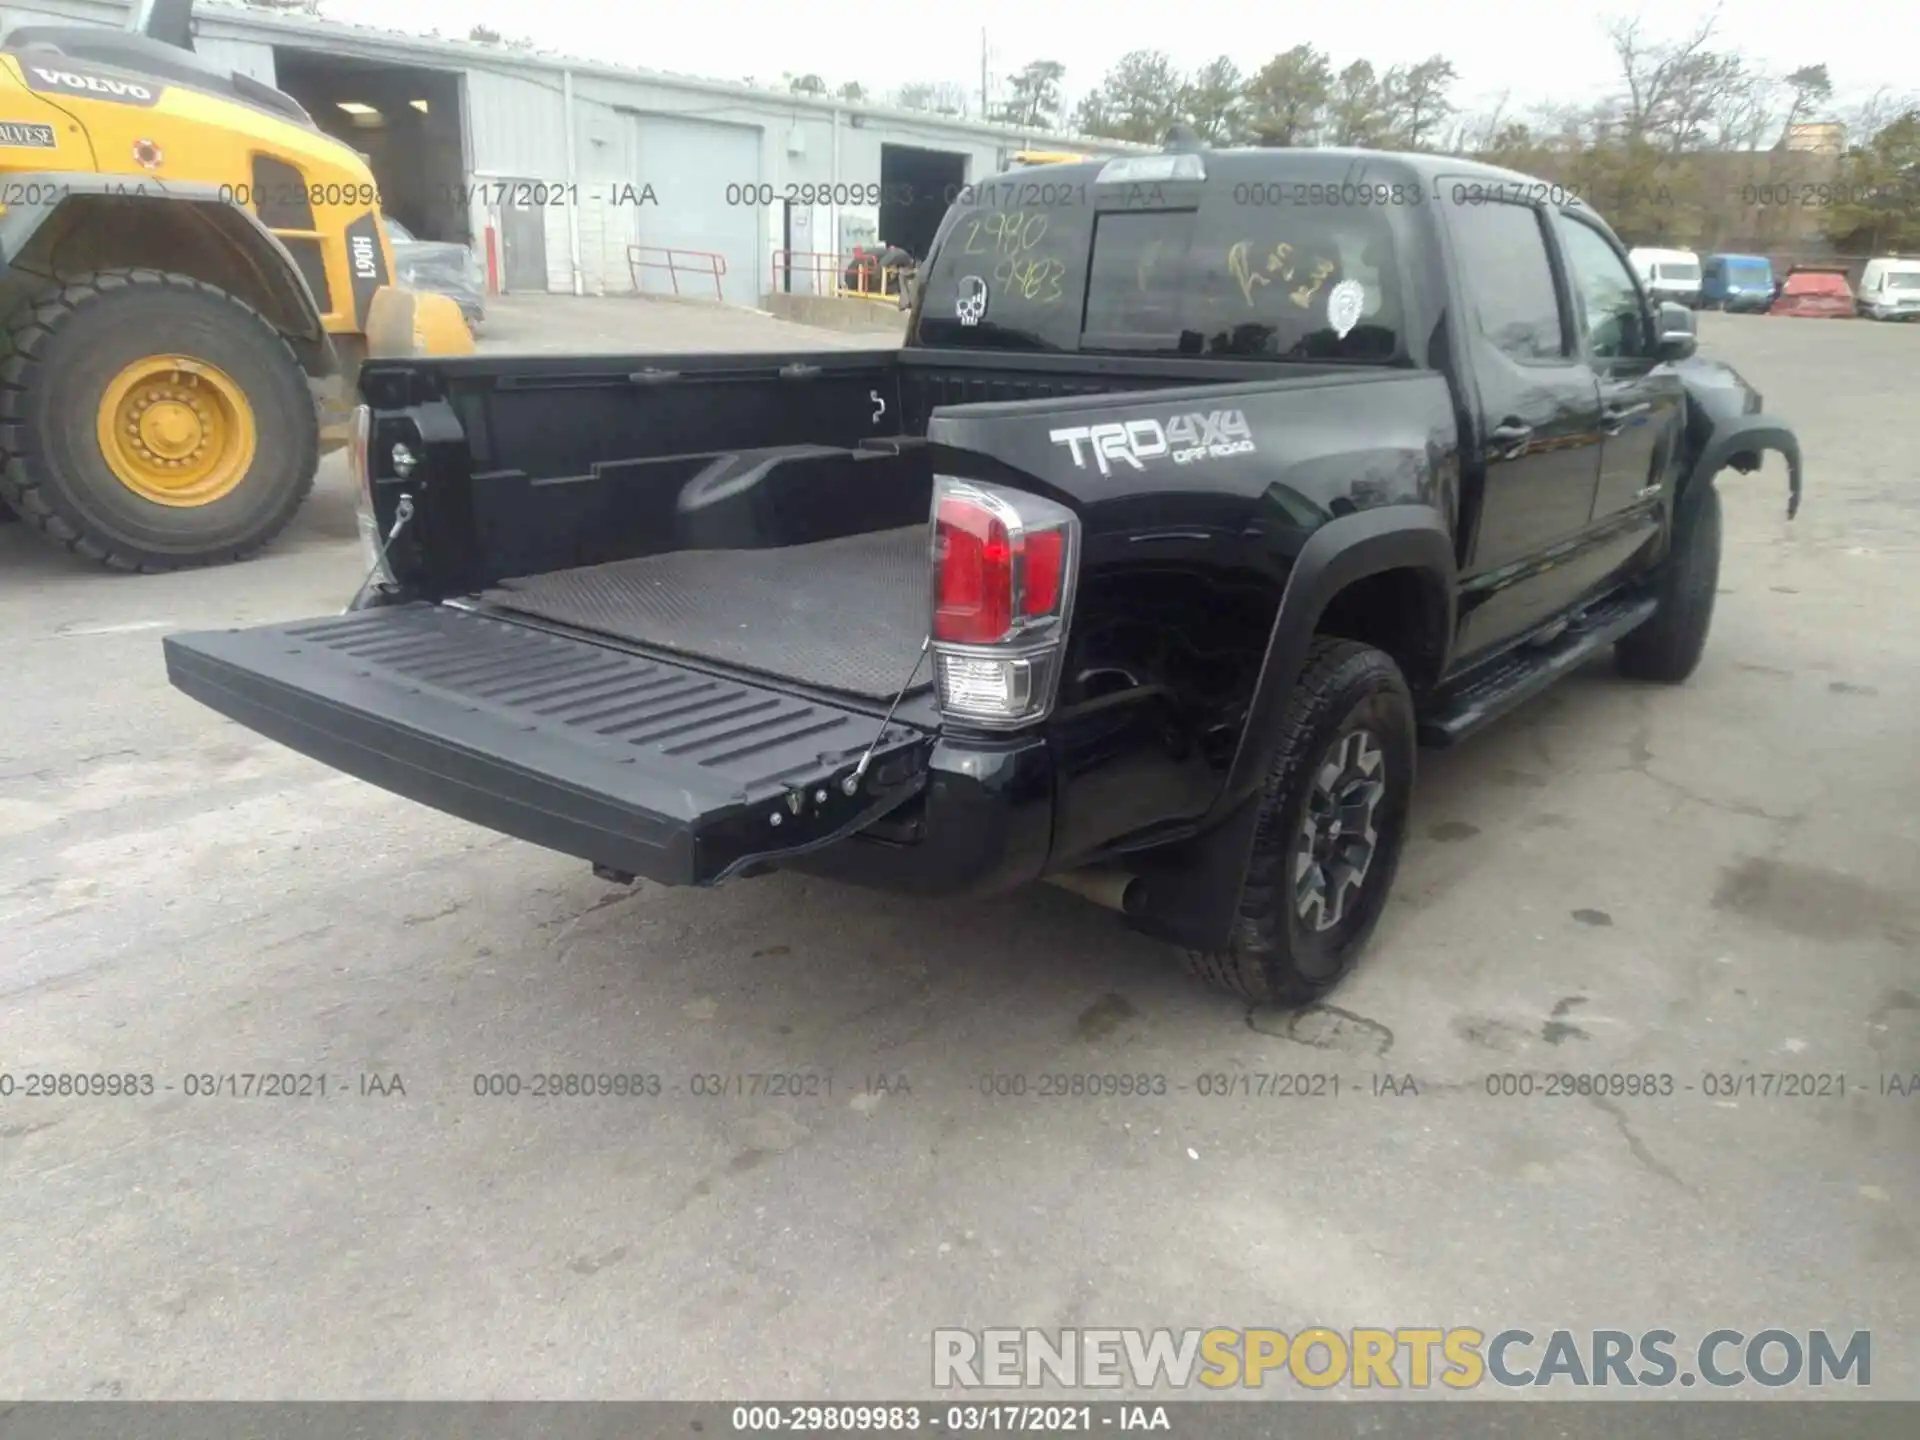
left=1590, top=1094, right=1695, bottom=1194
left=1616, top=711, right=1807, bottom=826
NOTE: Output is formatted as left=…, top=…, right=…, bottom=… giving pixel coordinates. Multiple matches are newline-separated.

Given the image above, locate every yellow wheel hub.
left=97, top=356, right=257, bottom=507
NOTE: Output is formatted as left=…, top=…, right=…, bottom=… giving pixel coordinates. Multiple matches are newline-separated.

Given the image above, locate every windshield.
left=384, top=217, right=415, bottom=244
left=1887, top=271, right=1920, bottom=290
left=916, top=174, right=1404, bottom=362
left=1728, top=261, right=1771, bottom=283
left=1657, top=263, right=1700, bottom=281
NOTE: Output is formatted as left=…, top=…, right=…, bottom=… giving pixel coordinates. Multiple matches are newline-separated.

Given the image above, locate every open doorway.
left=879, top=144, right=966, bottom=260
left=271, top=48, right=469, bottom=244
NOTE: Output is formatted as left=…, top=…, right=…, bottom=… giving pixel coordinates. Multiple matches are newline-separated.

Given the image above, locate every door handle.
left=1487, top=420, right=1533, bottom=458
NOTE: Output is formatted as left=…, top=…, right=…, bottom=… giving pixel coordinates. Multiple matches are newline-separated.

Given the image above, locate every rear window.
left=915, top=201, right=1094, bottom=351
left=915, top=181, right=1403, bottom=361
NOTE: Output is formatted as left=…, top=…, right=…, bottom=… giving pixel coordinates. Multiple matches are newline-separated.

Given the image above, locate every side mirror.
left=1655, top=301, right=1697, bottom=361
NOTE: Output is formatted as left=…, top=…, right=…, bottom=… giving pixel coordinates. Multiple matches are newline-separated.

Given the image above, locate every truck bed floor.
left=479, top=526, right=932, bottom=703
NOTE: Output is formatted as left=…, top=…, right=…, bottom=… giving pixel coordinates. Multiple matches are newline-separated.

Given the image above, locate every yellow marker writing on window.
left=1290, top=259, right=1337, bottom=309
left=1228, top=241, right=1271, bottom=306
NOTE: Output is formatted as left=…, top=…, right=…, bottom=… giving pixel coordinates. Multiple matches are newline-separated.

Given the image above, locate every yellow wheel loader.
left=0, top=0, right=473, bottom=572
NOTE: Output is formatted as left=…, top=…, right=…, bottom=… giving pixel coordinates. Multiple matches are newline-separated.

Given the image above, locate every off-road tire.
left=1615, top=483, right=1721, bottom=684
left=1182, top=638, right=1417, bottom=1006
left=0, top=269, right=317, bottom=573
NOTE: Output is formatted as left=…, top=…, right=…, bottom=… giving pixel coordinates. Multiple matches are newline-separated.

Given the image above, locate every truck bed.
left=478, top=526, right=932, bottom=703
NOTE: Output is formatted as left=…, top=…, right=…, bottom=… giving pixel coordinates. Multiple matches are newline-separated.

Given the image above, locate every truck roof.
left=984, top=145, right=1597, bottom=203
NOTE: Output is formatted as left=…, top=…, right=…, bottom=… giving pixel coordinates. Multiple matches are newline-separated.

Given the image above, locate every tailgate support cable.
left=345, top=494, right=416, bottom=613
left=844, top=635, right=930, bottom=795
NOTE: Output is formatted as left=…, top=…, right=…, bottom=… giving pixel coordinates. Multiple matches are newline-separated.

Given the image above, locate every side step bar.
left=1419, top=593, right=1659, bottom=748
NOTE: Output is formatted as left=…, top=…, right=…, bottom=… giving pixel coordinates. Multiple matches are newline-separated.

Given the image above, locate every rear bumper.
left=785, top=735, right=1054, bottom=897
left=163, top=605, right=1049, bottom=895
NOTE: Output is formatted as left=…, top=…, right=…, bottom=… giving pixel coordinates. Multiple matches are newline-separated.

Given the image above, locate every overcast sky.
left=312, top=0, right=1916, bottom=127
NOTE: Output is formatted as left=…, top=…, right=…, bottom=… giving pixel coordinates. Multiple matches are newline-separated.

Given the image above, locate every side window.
left=1555, top=216, right=1650, bottom=361
left=1449, top=201, right=1566, bottom=363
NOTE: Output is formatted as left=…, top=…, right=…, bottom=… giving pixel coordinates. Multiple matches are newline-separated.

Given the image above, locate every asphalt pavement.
left=1, top=299, right=1915, bottom=1400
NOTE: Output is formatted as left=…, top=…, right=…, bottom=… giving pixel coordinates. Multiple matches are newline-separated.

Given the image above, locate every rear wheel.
left=1182, top=639, right=1416, bottom=1005
left=0, top=269, right=317, bottom=572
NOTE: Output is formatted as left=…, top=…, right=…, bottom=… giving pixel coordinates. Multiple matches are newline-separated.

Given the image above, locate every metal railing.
left=627, top=245, right=727, bottom=302
left=770, top=248, right=913, bottom=305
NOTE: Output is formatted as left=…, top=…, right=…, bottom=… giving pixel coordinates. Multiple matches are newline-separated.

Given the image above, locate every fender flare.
left=1681, top=414, right=1803, bottom=527
left=1116, top=504, right=1456, bottom=954
left=0, top=174, right=335, bottom=375
left=1215, top=504, right=1457, bottom=824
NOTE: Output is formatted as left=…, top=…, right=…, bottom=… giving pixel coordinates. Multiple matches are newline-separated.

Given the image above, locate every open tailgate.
left=163, top=605, right=932, bottom=886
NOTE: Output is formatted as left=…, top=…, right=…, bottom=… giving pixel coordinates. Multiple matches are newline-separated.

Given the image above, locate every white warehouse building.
left=1, top=0, right=1146, bottom=307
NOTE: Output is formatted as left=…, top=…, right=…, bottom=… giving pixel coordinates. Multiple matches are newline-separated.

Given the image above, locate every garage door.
left=636, top=117, right=761, bottom=308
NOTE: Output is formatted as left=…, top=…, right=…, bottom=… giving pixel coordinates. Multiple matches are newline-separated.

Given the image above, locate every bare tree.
left=1463, top=91, right=1513, bottom=153
left=1836, top=86, right=1920, bottom=148
left=1605, top=11, right=1722, bottom=143
left=1659, top=51, right=1750, bottom=154
left=1708, top=63, right=1780, bottom=151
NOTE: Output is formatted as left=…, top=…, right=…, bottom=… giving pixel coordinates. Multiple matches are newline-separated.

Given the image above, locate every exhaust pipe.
left=129, top=0, right=194, bottom=50
left=1043, top=866, right=1142, bottom=914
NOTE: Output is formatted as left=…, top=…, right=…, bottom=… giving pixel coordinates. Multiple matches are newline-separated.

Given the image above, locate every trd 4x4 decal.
left=1049, top=409, right=1256, bottom=476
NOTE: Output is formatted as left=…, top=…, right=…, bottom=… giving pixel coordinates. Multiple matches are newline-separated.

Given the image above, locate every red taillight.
left=935, top=494, right=1014, bottom=644
left=929, top=477, right=1078, bottom=726
left=934, top=494, right=1071, bottom=645
left=1021, top=529, right=1064, bottom=616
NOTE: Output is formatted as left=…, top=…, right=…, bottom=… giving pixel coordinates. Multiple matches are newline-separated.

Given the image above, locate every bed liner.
left=478, top=526, right=934, bottom=703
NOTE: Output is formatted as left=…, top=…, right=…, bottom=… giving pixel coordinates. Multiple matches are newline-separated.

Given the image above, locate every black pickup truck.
left=164, top=144, right=1802, bottom=1005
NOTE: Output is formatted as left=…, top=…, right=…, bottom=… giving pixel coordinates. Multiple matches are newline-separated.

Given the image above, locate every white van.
left=1855, top=256, right=1920, bottom=320
left=1629, top=247, right=1703, bottom=308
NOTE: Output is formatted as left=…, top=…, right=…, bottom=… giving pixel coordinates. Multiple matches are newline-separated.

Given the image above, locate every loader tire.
left=0, top=269, right=317, bottom=572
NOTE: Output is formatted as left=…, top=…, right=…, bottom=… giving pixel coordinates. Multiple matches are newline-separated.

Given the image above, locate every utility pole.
left=980, top=29, right=988, bottom=120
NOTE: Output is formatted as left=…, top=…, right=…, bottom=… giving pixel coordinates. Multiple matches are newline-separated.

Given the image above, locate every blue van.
left=1702, top=254, right=1775, bottom=312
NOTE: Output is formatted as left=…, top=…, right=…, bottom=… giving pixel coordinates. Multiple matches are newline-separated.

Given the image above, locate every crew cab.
left=164, top=144, right=1803, bottom=1004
